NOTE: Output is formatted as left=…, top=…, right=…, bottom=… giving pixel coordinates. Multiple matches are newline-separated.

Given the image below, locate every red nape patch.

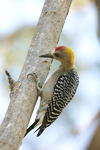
left=55, top=46, right=65, bottom=52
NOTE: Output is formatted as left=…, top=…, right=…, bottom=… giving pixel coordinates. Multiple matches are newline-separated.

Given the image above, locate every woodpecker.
left=25, top=46, right=79, bottom=137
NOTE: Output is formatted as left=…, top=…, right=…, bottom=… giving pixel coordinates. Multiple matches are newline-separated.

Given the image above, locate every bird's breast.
left=41, top=66, right=66, bottom=104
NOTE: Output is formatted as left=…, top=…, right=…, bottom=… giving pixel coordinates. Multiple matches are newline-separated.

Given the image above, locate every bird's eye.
left=54, top=53, right=59, bottom=57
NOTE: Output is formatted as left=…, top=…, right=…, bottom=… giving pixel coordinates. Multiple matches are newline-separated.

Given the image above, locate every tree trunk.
left=87, top=113, right=100, bottom=150
left=0, top=0, right=72, bottom=149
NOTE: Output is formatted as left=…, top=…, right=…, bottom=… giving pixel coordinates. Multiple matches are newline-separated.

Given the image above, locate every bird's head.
left=40, top=46, right=75, bottom=70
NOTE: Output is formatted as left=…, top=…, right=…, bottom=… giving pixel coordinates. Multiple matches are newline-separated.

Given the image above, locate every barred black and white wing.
left=37, top=69, right=79, bottom=136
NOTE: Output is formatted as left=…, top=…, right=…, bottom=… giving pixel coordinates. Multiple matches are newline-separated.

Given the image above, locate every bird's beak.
left=39, top=53, right=53, bottom=58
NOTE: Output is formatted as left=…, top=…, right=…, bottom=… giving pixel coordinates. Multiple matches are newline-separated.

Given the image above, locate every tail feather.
left=24, top=119, right=39, bottom=137
left=37, top=125, right=45, bottom=137
left=34, top=126, right=41, bottom=133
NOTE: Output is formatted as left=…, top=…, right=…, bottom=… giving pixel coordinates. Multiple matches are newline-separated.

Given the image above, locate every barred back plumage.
left=37, top=69, right=79, bottom=136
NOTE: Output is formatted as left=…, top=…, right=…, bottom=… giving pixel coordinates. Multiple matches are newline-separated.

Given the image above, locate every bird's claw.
left=27, top=72, right=42, bottom=96
left=27, top=73, right=38, bottom=82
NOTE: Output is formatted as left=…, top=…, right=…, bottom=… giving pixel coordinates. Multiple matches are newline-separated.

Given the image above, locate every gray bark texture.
left=0, top=0, right=72, bottom=149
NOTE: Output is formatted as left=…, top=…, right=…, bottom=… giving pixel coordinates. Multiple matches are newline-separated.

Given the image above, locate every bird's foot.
left=27, top=73, right=42, bottom=96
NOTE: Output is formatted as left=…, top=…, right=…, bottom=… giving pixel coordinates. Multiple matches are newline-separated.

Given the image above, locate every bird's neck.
left=61, top=61, right=74, bottom=72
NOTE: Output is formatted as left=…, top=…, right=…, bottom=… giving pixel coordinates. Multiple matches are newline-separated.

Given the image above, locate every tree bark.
left=87, top=113, right=100, bottom=150
left=0, top=0, right=72, bottom=149
left=87, top=123, right=100, bottom=150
